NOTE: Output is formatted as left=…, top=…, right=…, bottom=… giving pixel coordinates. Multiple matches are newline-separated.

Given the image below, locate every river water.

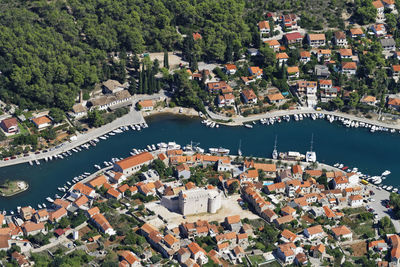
left=0, top=114, right=398, bottom=210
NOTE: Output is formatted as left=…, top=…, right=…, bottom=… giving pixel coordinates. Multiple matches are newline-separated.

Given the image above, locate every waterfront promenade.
left=207, top=107, right=400, bottom=130
left=0, top=93, right=165, bottom=168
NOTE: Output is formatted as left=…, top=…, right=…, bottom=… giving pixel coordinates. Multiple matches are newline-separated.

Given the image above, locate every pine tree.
left=163, top=50, right=169, bottom=69
left=128, top=75, right=137, bottom=95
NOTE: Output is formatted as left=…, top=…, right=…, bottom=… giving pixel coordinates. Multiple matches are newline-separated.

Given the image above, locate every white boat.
left=209, top=147, right=230, bottom=154
left=46, top=197, right=54, bottom=203
left=393, top=188, right=398, bottom=193
left=67, top=181, right=71, bottom=186
left=38, top=204, right=42, bottom=209
left=383, top=185, right=388, bottom=189
left=382, top=170, right=391, bottom=176
left=244, top=124, right=253, bottom=128
left=84, top=172, right=90, bottom=175
left=29, top=161, right=33, bottom=166
left=387, top=186, right=393, bottom=191
left=152, top=144, right=156, bottom=150
left=42, top=203, right=46, bottom=208
left=294, top=114, right=299, bottom=121
left=334, top=163, right=339, bottom=167
left=94, top=164, right=101, bottom=170
left=311, top=114, right=316, bottom=120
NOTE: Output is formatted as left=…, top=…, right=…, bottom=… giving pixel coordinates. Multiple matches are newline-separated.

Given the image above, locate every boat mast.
left=310, top=133, right=314, bottom=152
left=274, top=135, right=277, bottom=151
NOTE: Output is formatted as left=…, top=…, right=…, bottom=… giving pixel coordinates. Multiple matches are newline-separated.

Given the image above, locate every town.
left=0, top=141, right=397, bottom=266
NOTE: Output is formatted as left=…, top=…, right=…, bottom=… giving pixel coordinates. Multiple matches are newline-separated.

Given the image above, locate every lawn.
left=248, top=255, right=266, bottom=266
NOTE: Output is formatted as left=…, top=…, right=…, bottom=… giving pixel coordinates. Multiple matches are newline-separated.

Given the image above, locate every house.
left=73, top=195, right=89, bottom=209
left=276, top=242, right=296, bottom=264
left=71, top=182, right=95, bottom=198
left=265, top=182, right=286, bottom=194
left=118, top=250, right=141, bottom=267
left=70, top=103, right=87, bottom=118
left=371, top=23, right=386, bottom=37
left=381, top=38, right=396, bottom=51
left=349, top=194, right=363, bottom=207
left=360, top=95, right=377, bottom=105
left=19, top=206, right=35, bottom=221
left=393, top=65, right=400, bottom=77
left=248, top=66, right=263, bottom=79
left=332, top=176, right=349, bottom=190
left=314, top=65, right=330, bottom=77
left=281, top=14, right=298, bottom=30
left=373, top=1, right=385, bottom=20
left=107, top=187, right=122, bottom=200
left=233, top=245, right=245, bottom=258
left=89, top=90, right=132, bottom=111
left=91, top=213, right=116, bottom=235
left=53, top=199, right=72, bottom=210
left=265, top=39, right=280, bottom=52
left=247, top=48, right=260, bottom=57
left=276, top=53, right=289, bottom=65
left=311, top=244, right=325, bottom=258
left=267, top=93, right=285, bottom=104
left=138, top=100, right=154, bottom=111
left=225, top=215, right=242, bottom=232
left=22, top=221, right=46, bottom=236
left=339, top=49, right=353, bottom=59
left=33, top=209, right=49, bottom=223
left=176, top=164, right=191, bottom=179
left=349, top=28, right=364, bottom=38
left=382, top=0, right=395, bottom=9
left=342, top=62, right=357, bottom=75
left=307, top=34, right=326, bottom=48
left=241, top=89, right=257, bottom=104
left=319, top=79, right=332, bottom=90
left=292, top=165, right=303, bottom=179
left=334, top=31, right=347, bottom=47
left=321, top=86, right=340, bottom=102
left=295, top=81, right=318, bottom=96
left=317, top=49, right=331, bottom=62
left=261, top=209, right=278, bottom=223
left=300, top=51, right=311, bottom=63
left=287, top=66, right=299, bottom=79
left=283, top=32, right=303, bottom=46
left=304, top=225, right=324, bottom=240
left=177, top=247, right=191, bottom=264
left=0, top=118, right=18, bottom=134
left=388, top=97, right=400, bottom=110
left=32, top=116, right=51, bottom=129
left=114, top=152, right=154, bottom=176
left=258, top=21, right=270, bottom=37
left=218, top=93, right=235, bottom=107
left=11, top=252, right=31, bottom=267
left=274, top=215, right=295, bottom=228
left=188, top=242, right=208, bottom=265
left=207, top=81, right=233, bottom=94
left=331, top=225, right=352, bottom=241
left=102, top=79, right=125, bottom=94
left=86, top=207, right=100, bottom=218
left=48, top=207, right=67, bottom=223
left=224, top=64, right=237, bottom=75
left=281, top=205, right=296, bottom=217
left=281, top=229, right=298, bottom=243
left=88, top=175, right=107, bottom=189
left=295, top=253, right=308, bottom=266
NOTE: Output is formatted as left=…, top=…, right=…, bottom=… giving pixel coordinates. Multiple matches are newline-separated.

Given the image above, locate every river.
left=0, top=114, right=398, bottom=210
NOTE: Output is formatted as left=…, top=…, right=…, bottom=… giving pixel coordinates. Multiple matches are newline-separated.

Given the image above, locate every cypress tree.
left=164, top=50, right=169, bottom=69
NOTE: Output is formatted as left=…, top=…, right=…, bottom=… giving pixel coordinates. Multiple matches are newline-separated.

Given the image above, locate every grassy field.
left=248, top=255, right=267, bottom=266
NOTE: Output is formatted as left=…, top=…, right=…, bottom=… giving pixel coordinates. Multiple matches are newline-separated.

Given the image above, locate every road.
left=207, top=107, right=400, bottom=131
left=0, top=93, right=165, bottom=168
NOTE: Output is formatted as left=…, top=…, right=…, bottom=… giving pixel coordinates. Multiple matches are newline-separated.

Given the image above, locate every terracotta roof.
left=141, top=223, right=158, bottom=235
left=263, top=208, right=277, bottom=219
left=281, top=229, right=297, bottom=242
left=188, top=242, right=205, bottom=255
left=53, top=199, right=71, bottom=209
left=242, top=89, right=257, bottom=100
left=226, top=215, right=241, bottom=224
left=116, top=152, right=153, bottom=170
left=107, top=187, right=121, bottom=198
left=281, top=205, right=296, bottom=215
left=267, top=93, right=284, bottom=101
left=292, top=165, right=303, bottom=174
left=350, top=28, right=363, bottom=35
left=342, top=61, right=357, bottom=70
left=138, top=100, right=153, bottom=108
left=225, top=64, right=237, bottom=70
left=118, top=250, right=139, bottom=265
left=92, top=213, right=112, bottom=231
left=331, top=225, right=352, bottom=236
left=193, top=32, right=202, bottom=40
left=73, top=182, right=94, bottom=196
left=349, top=194, right=363, bottom=201
left=49, top=207, right=67, bottom=221
left=22, top=221, right=45, bottom=233
left=300, top=51, right=311, bottom=57
left=314, top=243, right=325, bottom=253
left=1, top=118, right=18, bottom=129
left=275, top=215, right=295, bottom=225
left=254, top=163, right=276, bottom=172
left=393, top=65, right=400, bottom=72
left=306, top=225, right=324, bottom=235
left=287, top=66, right=299, bottom=73
left=276, top=52, right=289, bottom=59
left=164, top=234, right=178, bottom=247
left=373, top=0, right=384, bottom=8
left=284, top=32, right=303, bottom=41
left=265, top=39, right=280, bottom=46
left=335, top=31, right=346, bottom=39
left=74, top=195, right=89, bottom=207
left=32, top=116, right=51, bottom=126
left=87, top=207, right=100, bottom=217
left=88, top=175, right=107, bottom=188
left=339, top=49, right=353, bottom=56
left=308, top=33, right=325, bottom=41
left=258, top=20, right=270, bottom=30
left=389, top=98, right=400, bottom=106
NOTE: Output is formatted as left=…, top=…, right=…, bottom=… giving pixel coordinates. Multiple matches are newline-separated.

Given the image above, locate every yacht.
left=305, top=134, right=317, bottom=163
left=209, top=147, right=230, bottom=155
left=244, top=124, right=253, bottom=128
left=272, top=136, right=278, bottom=160
left=238, top=140, right=242, bottom=157
left=382, top=170, right=391, bottom=176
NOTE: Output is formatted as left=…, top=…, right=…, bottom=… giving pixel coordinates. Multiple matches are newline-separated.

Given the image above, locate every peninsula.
left=0, top=180, right=28, bottom=197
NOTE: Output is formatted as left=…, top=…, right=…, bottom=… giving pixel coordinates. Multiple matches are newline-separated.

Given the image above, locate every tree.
left=86, top=109, right=104, bottom=128
left=49, top=108, right=65, bottom=124
left=163, top=50, right=169, bottom=69
left=228, top=181, right=239, bottom=195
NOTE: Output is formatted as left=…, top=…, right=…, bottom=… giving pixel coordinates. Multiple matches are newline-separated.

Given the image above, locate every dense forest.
left=0, top=0, right=252, bottom=111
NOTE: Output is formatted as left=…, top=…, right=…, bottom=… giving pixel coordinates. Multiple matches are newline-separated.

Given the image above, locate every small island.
left=0, top=180, right=29, bottom=197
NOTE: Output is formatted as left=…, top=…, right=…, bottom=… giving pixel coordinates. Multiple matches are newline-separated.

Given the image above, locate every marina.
left=1, top=114, right=400, bottom=210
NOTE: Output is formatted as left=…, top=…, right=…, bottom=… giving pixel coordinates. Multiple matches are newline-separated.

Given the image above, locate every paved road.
left=0, top=93, right=165, bottom=168
left=207, top=107, right=400, bottom=131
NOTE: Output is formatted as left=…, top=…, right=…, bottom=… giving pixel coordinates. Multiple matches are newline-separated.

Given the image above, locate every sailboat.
left=306, top=134, right=317, bottom=162
left=238, top=140, right=242, bottom=156
left=272, top=136, right=278, bottom=160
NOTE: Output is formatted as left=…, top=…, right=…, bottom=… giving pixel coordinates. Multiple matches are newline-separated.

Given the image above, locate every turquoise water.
left=0, top=114, right=398, bottom=210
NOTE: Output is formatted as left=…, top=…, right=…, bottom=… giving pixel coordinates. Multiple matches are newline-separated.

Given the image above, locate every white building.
left=179, top=188, right=222, bottom=215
